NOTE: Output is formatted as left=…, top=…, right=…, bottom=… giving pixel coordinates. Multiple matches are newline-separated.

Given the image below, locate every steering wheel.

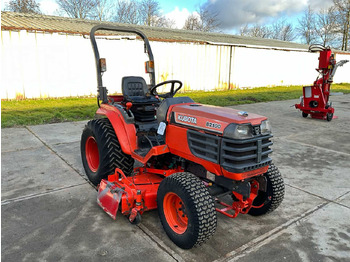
left=150, top=80, right=183, bottom=99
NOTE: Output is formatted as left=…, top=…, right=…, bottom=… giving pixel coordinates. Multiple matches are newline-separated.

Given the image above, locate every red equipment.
left=295, top=44, right=348, bottom=121
left=81, top=24, right=285, bottom=249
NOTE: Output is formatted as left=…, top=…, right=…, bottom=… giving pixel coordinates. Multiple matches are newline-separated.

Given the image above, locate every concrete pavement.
left=2, top=95, right=350, bottom=262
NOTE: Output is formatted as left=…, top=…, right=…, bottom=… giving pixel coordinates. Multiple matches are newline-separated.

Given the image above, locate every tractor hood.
left=170, top=103, right=267, bottom=135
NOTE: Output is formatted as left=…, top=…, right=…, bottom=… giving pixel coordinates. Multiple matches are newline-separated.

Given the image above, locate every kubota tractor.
left=295, top=44, right=348, bottom=121
left=81, top=25, right=285, bottom=249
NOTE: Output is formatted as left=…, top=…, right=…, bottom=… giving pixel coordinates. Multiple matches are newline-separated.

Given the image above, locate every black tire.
left=157, top=173, right=217, bottom=249
left=326, top=113, right=333, bottom=121
left=248, top=164, right=284, bottom=216
left=81, top=118, right=134, bottom=186
left=302, top=112, right=308, bottom=118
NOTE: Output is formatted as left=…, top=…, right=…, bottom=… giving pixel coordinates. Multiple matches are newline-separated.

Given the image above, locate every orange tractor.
left=81, top=25, right=284, bottom=249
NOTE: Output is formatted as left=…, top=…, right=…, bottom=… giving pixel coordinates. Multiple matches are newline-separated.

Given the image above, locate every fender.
left=96, top=104, right=137, bottom=155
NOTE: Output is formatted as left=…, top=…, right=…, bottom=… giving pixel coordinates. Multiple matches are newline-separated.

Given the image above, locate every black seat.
left=122, top=76, right=160, bottom=122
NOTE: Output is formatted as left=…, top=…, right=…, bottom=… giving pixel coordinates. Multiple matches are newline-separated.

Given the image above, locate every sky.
left=1, top=0, right=335, bottom=34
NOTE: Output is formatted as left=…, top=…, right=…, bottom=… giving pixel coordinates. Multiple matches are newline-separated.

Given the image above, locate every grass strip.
left=2, top=84, right=349, bottom=128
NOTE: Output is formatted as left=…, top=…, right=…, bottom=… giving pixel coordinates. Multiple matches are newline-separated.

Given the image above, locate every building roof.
left=1, top=11, right=310, bottom=51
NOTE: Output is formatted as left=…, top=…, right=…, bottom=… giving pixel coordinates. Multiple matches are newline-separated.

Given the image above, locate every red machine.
left=295, top=45, right=348, bottom=121
left=81, top=25, right=285, bottom=249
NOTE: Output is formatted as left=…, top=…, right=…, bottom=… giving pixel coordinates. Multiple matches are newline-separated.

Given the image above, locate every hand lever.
left=126, top=102, right=132, bottom=111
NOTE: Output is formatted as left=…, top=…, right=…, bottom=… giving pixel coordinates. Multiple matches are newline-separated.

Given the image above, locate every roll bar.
left=90, top=24, right=156, bottom=105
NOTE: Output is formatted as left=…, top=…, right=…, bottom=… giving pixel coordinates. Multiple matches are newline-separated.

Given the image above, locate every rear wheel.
left=248, top=164, right=284, bottom=216
left=81, top=118, right=134, bottom=186
left=157, top=173, right=217, bottom=249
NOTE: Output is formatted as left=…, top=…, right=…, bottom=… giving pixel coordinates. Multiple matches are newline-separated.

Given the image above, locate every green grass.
left=184, top=84, right=350, bottom=106
left=1, top=97, right=97, bottom=128
left=2, top=84, right=350, bottom=128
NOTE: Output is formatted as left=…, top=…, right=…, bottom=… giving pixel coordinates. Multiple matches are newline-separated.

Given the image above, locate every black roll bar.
left=90, top=24, right=156, bottom=105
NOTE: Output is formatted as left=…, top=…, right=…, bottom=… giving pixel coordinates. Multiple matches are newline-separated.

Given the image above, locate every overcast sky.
left=1, top=0, right=335, bottom=32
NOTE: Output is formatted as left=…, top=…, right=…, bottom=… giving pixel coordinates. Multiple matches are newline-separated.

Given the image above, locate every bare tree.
left=198, top=6, right=220, bottom=32
left=315, top=7, right=338, bottom=46
left=152, top=16, right=175, bottom=28
left=115, top=0, right=139, bottom=24
left=183, top=5, right=220, bottom=32
left=239, top=24, right=272, bottom=38
left=333, top=0, right=350, bottom=50
left=139, top=0, right=160, bottom=26
left=183, top=14, right=201, bottom=31
left=270, top=19, right=296, bottom=41
left=6, top=0, right=41, bottom=14
left=56, top=0, right=97, bottom=19
left=297, top=6, right=317, bottom=44
left=249, top=24, right=272, bottom=38
left=239, top=24, right=250, bottom=36
left=93, top=0, right=114, bottom=21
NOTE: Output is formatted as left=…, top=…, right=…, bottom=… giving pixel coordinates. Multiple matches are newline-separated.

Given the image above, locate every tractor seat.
left=122, top=76, right=160, bottom=122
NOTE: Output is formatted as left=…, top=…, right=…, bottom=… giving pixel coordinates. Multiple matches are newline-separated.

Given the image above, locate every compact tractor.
left=295, top=44, right=348, bottom=121
left=81, top=25, right=285, bottom=249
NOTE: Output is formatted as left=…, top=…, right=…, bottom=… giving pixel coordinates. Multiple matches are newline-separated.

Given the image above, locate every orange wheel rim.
left=163, top=192, right=188, bottom=234
left=85, top=136, right=99, bottom=172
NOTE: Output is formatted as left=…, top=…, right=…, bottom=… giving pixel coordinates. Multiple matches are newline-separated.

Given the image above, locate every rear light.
left=145, top=61, right=154, bottom=73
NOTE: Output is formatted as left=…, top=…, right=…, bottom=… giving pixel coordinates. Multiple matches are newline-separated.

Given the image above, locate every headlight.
left=223, top=124, right=253, bottom=139
left=260, top=120, right=272, bottom=135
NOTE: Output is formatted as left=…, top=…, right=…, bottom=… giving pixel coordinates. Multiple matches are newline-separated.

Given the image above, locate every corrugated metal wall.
left=1, top=30, right=349, bottom=99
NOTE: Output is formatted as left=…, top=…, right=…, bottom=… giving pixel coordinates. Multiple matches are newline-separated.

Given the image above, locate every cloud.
left=165, top=7, right=197, bottom=29
left=39, top=0, right=59, bottom=15
left=202, top=0, right=334, bottom=30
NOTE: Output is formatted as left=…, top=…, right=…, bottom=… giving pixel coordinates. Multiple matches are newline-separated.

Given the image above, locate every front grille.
left=187, top=130, right=220, bottom=163
left=187, top=130, right=273, bottom=173
left=220, top=135, right=273, bottom=173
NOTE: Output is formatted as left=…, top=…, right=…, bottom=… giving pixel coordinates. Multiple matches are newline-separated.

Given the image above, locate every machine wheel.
left=248, top=164, right=284, bottom=216
left=302, top=112, right=308, bottom=118
left=326, top=113, right=333, bottom=121
left=157, top=173, right=217, bottom=249
left=129, top=212, right=142, bottom=225
left=81, top=118, right=134, bottom=186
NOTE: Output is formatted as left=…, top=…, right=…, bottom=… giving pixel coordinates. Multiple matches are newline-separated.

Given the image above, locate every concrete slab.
left=137, top=185, right=325, bottom=262
left=28, top=121, right=86, bottom=146
left=272, top=138, right=350, bottom=201
left=226, top=202, right=350, bottom=262
left=283, top=128, right=350, bottom=155
left=50, top=141, right=86, bottom=178
left=1, top=128, right=42, bottom=152
left=1, top=146, right=86, bottom=201
left=1, top=184, right=176, bottom=262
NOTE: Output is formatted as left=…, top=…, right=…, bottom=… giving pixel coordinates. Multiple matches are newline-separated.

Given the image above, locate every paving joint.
left=1, top=183, right=87, bottom=205
left=1, top=145, right=44, bottom=154
left=215, top=190, right=350, bottom=262
left=24, top=126, right=174, bottom=260
left=214, top=201, right=329, bottom=262
left=138, top=224, right=185, bottom=262
left=276, top=136, right=350, bottom=156
left=25, top=126, right=97, bottom=189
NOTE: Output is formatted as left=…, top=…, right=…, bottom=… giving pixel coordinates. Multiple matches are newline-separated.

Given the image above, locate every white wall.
left=1, top=30, right=349, bottom=99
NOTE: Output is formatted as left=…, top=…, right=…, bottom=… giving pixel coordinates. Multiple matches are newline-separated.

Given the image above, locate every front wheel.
left=248, top=164, right=285, bottom=216
left=157, top=173, right=217, bottom=249
left=326, top=113, right=333, bottom=121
